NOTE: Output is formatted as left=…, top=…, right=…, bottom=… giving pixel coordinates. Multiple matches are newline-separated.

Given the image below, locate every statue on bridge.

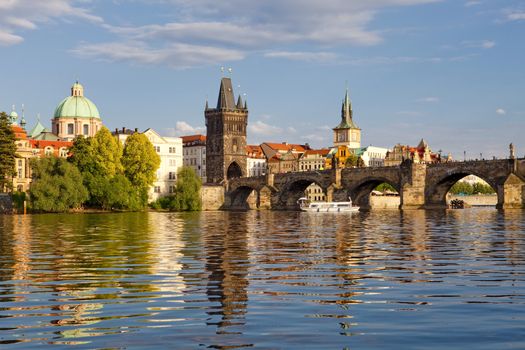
left=509, top=143, right=515, bottom=159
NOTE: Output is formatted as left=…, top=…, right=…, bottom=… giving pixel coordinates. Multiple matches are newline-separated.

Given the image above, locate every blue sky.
left=1, top=0, right=524, bottom=159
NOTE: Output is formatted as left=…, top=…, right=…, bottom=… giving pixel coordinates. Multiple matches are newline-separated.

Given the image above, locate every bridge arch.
left=425, top=170, right=501, bottom=208
left=348, top=177, right=401, bottom=210
left=228, top=185, right=259, bottom=210
left=278, top=178, right=329, bottom=210
left=227, top=161, right=243, bottom=180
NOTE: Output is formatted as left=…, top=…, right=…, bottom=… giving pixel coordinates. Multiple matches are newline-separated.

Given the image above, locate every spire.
left=236, top=94, right=243, bottom=109
left=216, top=77, right=236, bottom=109
left=20, top=104, right=26, bottom=129
left=244, top=99, right=248, bottom=110
left=205, top=99, right=209, bottom=110
left=341, top=88, right=352, bottom=123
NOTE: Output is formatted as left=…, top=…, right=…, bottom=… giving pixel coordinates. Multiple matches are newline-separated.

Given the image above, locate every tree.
left=0, top=111, right=16, bottom=192
left=122, top=133, right=161, bottom=203
left=29, top=157, right=88, bottom=212
left=100, top=174, right=143, bottom=211
left=91, top=127, right=123, bottom=177
left=169, top=167, right=202, bottom=211
left=69, top=127, right=122, bottom=178
left=345, top=153, right=358, bottom=167
left=69, top=127, right=125, bottom=208
left=357, top=156, right=365, bottom=167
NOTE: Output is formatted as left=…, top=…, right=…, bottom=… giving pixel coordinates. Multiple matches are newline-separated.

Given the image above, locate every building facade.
left=357, top=146, right=390, bottom=167
left=384, top=139, right=441, bottom=166
left=205, top=77, right=248, bottom=184
left=182, top=134, right=207, bottom=183
left=246, top=145, right=266, bottom=177
left=52, top=82, right=103, bottom=141
left=143, top=129, right=183, bottom=201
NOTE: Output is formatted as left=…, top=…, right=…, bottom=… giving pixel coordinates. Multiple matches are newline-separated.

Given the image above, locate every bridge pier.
left=500, top=173, right=525, bottom=209
left=400, top=163, right=427, bottom=210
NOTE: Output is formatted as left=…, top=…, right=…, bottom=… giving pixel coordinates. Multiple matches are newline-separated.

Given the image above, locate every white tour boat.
left=297, top=198, right=359, bottom=212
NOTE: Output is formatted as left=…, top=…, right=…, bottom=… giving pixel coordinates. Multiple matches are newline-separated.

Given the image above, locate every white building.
left=357, top=146, right=390, bottom=167
left=247, top=145, right=266, bottom=177
left=113, top=127, right=183, bottom=201
left=144, top=129, right=183, bottom=201
left=182, top=135, right=207, bottom=183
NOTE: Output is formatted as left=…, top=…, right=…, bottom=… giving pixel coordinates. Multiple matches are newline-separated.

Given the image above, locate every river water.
left=0, top=209, right=524, bottom=349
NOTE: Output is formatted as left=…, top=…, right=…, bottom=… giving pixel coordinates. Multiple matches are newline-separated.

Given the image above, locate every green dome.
left=53, top=82, right=101, bottom=119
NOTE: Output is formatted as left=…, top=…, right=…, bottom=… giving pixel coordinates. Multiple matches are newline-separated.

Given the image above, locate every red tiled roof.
left=11, top=125, right=27, bottom=140
left=182, top=134, right=206, bottom=142
left=262, top=142, right=308, bottom=152
left=29, top=139, right=73, bottom=157
left=246, top=145, right=265, bottom=158
left=304, top=148, right=330, bottom=156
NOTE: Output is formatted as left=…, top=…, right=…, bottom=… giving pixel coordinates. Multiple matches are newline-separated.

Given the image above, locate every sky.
left=1, top=0, right=524, bottom=159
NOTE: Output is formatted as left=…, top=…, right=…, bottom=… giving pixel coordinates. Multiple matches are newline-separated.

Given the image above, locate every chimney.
left=134, top=128, right=138, bottom=133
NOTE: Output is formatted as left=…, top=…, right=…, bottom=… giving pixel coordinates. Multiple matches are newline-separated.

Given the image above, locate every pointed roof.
left=216, top=77, right=236, bottom=109
left=334, top=88, right=358, bottom=130
left=29, top=118, right=47, bottom=139
left=236, top=94, right=244, bottom=109
left=417, top=138, right=429, bottom=149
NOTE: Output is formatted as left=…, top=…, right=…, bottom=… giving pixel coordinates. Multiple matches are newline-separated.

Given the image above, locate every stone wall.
left=0, top=194, right=13, bottom=215
left=448, top=194, right=498, bottom=207
left=200, top=185, right=225, bottom=211
left=370, top=196, right=400, bottom=209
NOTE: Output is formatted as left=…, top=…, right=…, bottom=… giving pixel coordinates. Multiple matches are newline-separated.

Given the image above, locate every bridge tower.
left=333, top=88, right=361, bottom=149
left=205, top=77, right=248, bottom=184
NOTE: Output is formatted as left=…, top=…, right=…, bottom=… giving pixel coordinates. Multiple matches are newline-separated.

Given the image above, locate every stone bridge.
left=224, top=158, right=525, bottom=210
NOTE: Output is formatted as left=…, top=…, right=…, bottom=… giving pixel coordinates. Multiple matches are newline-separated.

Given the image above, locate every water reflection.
left=0, top=209, right=524, bottom=349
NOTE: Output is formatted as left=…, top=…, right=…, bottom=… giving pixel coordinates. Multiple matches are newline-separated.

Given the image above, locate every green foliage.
left=345, top=153, right=358, bottom=167
left=375, top=183, right=397, bottom=193
left=151, top=167, right=201, bottom=211
left=11, top=191, right=26, bottom=211
left=99, top=174, right=144, bottom=211
left=122, top=133, right=160, bottom=205
left=449, top=181, right=495, bottom=195
left=92, top=127, right=123, bottom=177
left=69, top=127, right=122, bottom=178
left=0, top=111, right=17, bottom=191
left=29, top=157, right=88, bottom=212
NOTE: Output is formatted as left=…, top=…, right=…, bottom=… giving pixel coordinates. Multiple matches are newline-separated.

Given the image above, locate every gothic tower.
left=205, top=77, right=248, bottom=184
left=333, top=88, right=361, bottom=149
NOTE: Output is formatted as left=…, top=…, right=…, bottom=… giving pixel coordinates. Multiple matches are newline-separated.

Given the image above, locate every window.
left=154, top=186, right=161, bottom=193
left=83, top=124, right=89, bottom=135
left=169, top=172, right=176, bottom=180
left=169, top=159, right=177, bottom=167
left=169, top=147, right=176, bottom=153
left=154, top=146, right=161, bottom=153
left=59, top=148, right=68, bottom=158
left=67, top=123, right=74, bottom=135
left=169, top=185, right=175, bottom=193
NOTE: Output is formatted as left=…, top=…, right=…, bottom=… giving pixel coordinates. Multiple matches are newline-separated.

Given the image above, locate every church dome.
left=53, top=82, right=100, bottom=119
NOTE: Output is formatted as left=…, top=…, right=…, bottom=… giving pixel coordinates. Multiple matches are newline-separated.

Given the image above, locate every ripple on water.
left=0, top=209, right=524, bottom=349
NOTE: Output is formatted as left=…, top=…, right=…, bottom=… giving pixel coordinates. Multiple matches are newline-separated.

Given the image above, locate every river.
left=0, top=209, right=524, bottom=349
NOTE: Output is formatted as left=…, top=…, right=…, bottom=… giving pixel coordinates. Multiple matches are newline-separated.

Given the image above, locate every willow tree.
left=0, top=112, right=16, bottom=192
left=30, top=157, right=88, bottom=212
left=122, top=133, right=160, bottom=205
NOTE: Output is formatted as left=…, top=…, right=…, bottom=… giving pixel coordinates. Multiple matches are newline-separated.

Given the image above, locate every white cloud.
left=167, top=121, right=205, bottom=136
left=496, top=108, right=506, bottom=115
left=465, top=1, right=481, bottom=6
left=507, top=12, right=525, bottom=21
left=0, top=0, right=103, bottom=46
left=265, top=51, right=338, bottom=62
left=248, top=120, right=283, bottom=136
left=71, top=0, right=442, bottom=67
left=71, top=41, right=245, bottom=68
left=462, top=40, right=495, bottom=49
left=417, top=96, right=440, bottom=103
